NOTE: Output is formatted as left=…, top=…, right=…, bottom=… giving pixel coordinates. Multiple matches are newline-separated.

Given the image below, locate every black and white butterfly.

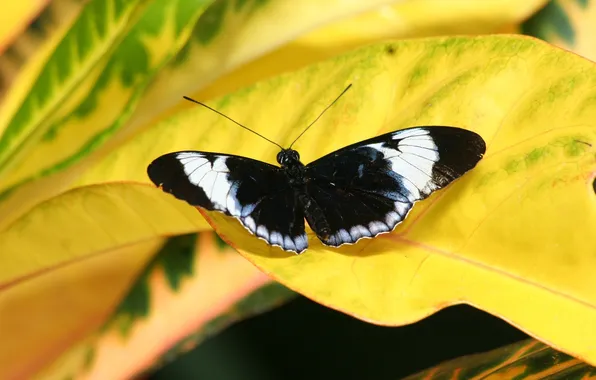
left=147, top=85, right=486, bottom=254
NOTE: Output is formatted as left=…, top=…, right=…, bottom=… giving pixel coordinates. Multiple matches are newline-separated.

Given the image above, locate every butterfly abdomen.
left=298, top=192, right=331, bottom=239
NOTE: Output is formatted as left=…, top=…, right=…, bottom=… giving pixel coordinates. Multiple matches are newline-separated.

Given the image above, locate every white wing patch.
left=177, top=152, right=242, bottom=215
left=178, top=152, right=255, bottom=218
left=368, top=128, right=440, bottom=198
left=176, top=152, right=307, bottom=253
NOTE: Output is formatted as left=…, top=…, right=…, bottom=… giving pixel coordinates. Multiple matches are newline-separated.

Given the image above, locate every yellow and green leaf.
left=0, top=0, right=214, bottom=228
left=404, top=338, right=596, bottom=379
left=0, top=0, right=91, bottom=106
left=0, top=182, right=293, bottom=379
left=85, top=34, right=596, bottom=365
left=0, top=183, right=200, bottom=378
left=0, top=0, right=150, bottom=181
left=35, top=230, right=283, bottom=380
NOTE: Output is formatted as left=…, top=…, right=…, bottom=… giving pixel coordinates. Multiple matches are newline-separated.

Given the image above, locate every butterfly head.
left=277, top=149, right=301, bottom=168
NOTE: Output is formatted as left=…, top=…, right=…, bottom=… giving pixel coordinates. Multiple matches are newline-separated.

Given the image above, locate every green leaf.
left=522, top=0, right=575, bottom=45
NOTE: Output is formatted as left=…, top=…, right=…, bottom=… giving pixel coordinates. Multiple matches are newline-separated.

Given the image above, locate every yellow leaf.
left=0, top=183, right=202, bottom=285
left=121, top=35, right=595, bottom=364
left=197, top=0, right=549, bottom=101
left=0, top=237, right=159, bottom=379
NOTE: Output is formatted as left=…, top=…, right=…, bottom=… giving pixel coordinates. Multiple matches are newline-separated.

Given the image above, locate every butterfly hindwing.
left=242, top=188, right=308, bottom=253
left=147, top=151, right=308, bottom=253
left=304, top=126, right=486, bottom=247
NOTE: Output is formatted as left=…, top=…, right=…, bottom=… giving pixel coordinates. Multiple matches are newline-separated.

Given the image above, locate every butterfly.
left=147, top=84, right=486, bottom=254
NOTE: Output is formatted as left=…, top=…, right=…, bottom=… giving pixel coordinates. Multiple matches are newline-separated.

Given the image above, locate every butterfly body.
left=278, top=149, right=335, bottom=241
left=148, top=126, right=486, bottom=254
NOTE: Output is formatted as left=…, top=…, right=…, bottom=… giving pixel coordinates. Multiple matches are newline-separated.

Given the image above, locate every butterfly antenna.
left=182, top=96, right=284, bottom=149
left=288, top=83, right=352, bottom=149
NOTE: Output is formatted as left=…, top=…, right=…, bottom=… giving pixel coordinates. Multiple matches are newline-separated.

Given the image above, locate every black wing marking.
left=304, top=126, right=486, bottom=247
left=147, top=151, right=308, bottom=253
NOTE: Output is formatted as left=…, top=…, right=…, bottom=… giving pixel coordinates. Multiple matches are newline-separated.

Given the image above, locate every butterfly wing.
left=147, top=151, right=308, bottom=253
left=304, top=126, right=486, bottom=247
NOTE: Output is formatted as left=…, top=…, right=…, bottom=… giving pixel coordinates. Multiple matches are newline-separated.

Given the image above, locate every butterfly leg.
left=298, top=193, right=331, bottom=241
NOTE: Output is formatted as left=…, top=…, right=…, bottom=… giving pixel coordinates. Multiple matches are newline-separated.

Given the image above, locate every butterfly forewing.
left=147, top=151, right=308, bottom=253
left=303, top=127, right=486, bottom=247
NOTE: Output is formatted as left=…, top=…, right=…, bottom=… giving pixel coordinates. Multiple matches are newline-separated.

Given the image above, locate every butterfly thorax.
left=277, top=148, right=331, bottom=239
left=277, top=149, right=308, bottom=186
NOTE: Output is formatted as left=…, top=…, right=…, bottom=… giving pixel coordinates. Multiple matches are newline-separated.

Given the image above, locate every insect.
left=147, top=84, right=486, bottom=254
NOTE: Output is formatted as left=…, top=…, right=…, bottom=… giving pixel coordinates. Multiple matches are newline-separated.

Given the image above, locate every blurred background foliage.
left=1, top=0, right=595, bottom=379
